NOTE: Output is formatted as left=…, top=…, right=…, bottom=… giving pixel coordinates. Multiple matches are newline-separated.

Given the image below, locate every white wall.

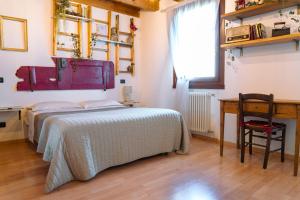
left=0, top=0, right=142, bottom=141
left=139, top=0, right=177, bottom=109
left=140, top=0, right=300, bottom=155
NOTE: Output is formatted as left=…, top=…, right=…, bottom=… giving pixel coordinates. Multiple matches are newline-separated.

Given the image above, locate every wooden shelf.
left=119, top=57, right=133, bottom=61
left=92, top=47, right=108, bottom=52
left=55, top=14, right=92, bottom=22
left=220, top=33, right=300, bottom=49
left=58, top=32, right=78, bottom=37
left=96, top=38, right=133, bottom=47
left=119, top=31, right=131, bottom=35
left=222, top=0, right=300, bottom=21
left=93, top=19, right=108, bottom=24
left=93, top=33, right=108, bottom=38
left=119, top=70, right=131, bottom=73
left=57, top=47, right=73, bottom=52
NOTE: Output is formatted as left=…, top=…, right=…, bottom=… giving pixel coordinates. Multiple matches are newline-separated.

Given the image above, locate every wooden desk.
left=220, top=98, right=300, bottom=176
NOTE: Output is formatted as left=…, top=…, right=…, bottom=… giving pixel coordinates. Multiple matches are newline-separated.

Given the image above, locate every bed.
left=24, top=101, right=190, bottom=193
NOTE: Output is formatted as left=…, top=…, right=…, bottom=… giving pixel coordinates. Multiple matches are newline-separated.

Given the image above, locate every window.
left=171, top=0, right=225, bottom=89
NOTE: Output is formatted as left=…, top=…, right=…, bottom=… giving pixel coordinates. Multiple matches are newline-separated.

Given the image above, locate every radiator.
left=188, top=92, right=211, bottom=133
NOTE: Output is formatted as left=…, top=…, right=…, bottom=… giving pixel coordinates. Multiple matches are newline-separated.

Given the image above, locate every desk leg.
left=220, top=101, right=225, bottom=156
left=294, top=106, right=300, bottom=176
left=237, top=112, right=240, bottom=149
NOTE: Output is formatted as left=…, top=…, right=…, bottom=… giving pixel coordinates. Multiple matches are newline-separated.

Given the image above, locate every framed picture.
left=0, top=15, right=28, bottom=52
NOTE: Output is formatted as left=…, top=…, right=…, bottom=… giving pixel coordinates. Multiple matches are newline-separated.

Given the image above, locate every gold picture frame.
left=0, top=15, right=28, bottom=52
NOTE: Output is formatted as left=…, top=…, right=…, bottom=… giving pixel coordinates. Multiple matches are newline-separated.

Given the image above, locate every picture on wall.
left=0, top=15, right=28, bottom=52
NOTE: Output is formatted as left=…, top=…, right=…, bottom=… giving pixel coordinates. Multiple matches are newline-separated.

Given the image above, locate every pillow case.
left=30, top=101, right=82, bottom=112
left=81, top=100, right=123, bottom=109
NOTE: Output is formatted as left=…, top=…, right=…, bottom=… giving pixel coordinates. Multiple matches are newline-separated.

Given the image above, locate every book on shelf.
left=250, top=23, right=266, bottom=40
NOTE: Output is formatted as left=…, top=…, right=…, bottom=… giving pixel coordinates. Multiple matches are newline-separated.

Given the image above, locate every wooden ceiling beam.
left=110, top=0, right=159, bottom=11
left=72, top=0, right=141, bottom=17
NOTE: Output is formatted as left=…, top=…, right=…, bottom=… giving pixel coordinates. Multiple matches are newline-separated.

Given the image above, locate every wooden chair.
left=239, top=93, right=286, bottom=169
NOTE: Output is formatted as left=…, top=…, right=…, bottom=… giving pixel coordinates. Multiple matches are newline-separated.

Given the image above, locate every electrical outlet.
left=120, top=79, right=126, bottom=84
left=0, top=122, right=6, bottom=128
left=0, top=77, right=3, bottom=83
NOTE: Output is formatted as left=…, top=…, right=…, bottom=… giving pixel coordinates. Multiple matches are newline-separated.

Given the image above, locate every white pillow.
left=81, top=100, right=123, bottom=109
left=30, top=101, right=82, bottom=112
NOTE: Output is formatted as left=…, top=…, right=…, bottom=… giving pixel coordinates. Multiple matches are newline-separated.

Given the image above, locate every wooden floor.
left=1, top=137, right=300, bottom=200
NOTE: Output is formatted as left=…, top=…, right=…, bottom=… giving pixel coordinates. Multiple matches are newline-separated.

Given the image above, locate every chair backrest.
left=239, top=93, right=274, bottom=126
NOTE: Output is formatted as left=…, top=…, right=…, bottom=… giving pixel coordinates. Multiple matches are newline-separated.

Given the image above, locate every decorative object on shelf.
left=127, top=63, right=134, bottom=73
left=82, top=6, right=88, bottom=18
left=126, top=35, right=134, bottom=44
left=96, top=23, right=104, bottom=34
left=272, top=22, right=290, bottom=37
left=226, top=25, right=251, bottom=43
left=235, top=0, right=245, bottom=10
left=130, top=18, right=138, bottom=32
left=0, top=15, right=28, bottom=52
left=71, top=33, right=81, bottom=58
left=111, top=27, right=119, bottom=41
left=88, top=33, right=97, bottom=59
left=16, top=57, right=115, bottom=91
left=250, top=23, right=266, bottom=40
left=56, top=0, right=70, bottom=18
left=246, top=0, right=258, bottom=8
left=56, top=41, right=65, bottom=48
left=65, top=7, right=82, bottom=17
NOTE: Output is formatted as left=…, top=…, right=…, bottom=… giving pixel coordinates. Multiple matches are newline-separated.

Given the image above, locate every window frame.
left=173, top=0, right=225, bottom=89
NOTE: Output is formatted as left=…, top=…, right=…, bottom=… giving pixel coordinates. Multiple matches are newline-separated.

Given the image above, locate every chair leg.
left=263, top=133, right=272, bottom=169
left=281, top=128, right=286, bottom=162
left=241, top=128, right=246, bottom=163
left=249, top=130, right=253, bottom=155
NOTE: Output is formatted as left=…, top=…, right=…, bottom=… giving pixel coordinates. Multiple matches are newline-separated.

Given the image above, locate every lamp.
left=122, top=86, right=133, bottom=102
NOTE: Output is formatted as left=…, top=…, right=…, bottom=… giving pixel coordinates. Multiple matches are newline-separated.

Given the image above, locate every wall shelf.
left=114, top=15, right=135, bottom=76
left=221, top=33, right=300, bottom=50
left=96, top=38, right=133, bottom=47
left=119, top=57, right=133, bottom=61
left=57, top=32, right=78, bottom=37
left=119, top=70, right=131, bottom=73
left=222, top=0, right=300, bottom=21
left=58, top=14, right=91, bottom=22
left=88, top=8, right=111, bottom=61
left=92, top=47, right=108, bottom=52
left=53, top=1, right=82, bottom=56
left=57, top=47, right=74, bottom=52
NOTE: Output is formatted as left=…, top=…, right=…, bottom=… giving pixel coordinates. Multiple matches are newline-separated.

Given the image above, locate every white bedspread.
left=37, top=107, right=190, bottom=192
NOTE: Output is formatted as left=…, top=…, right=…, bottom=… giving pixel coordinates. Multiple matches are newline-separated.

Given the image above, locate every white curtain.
left=168, top=0, right=220, bottom=123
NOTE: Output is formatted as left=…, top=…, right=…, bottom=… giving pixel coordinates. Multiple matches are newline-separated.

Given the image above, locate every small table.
left=219, top=98, right=300, bottom=176
left=0, top=107, right=23, bottom=120
left=119, top=101, right=140, bottom=107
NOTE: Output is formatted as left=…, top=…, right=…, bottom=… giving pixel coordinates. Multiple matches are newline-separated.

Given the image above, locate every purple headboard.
left=16, top=57, right=115, bottom=91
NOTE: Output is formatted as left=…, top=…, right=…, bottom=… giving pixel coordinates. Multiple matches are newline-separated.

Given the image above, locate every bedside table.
left=0, top=106, right=23, bottom=120
left=119, top=101, right=140, bottom=107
